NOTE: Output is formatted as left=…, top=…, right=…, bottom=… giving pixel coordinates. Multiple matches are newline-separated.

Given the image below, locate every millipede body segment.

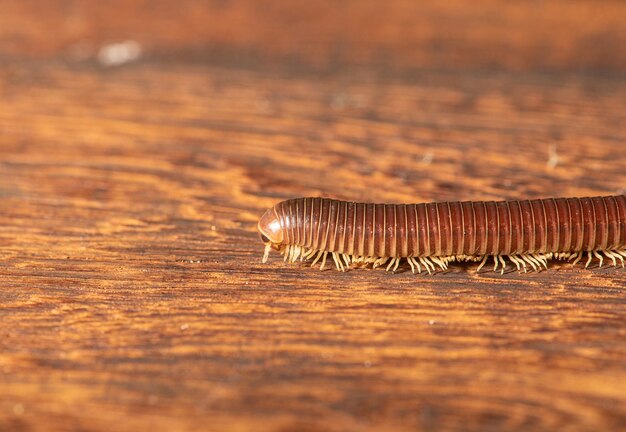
left=257, top=196, right=626, bottom=274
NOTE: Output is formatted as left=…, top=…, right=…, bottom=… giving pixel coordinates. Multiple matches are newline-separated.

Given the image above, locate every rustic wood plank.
left=1, top=1, right=626, bottom=431
left=1, top=61, right=625, bottom=432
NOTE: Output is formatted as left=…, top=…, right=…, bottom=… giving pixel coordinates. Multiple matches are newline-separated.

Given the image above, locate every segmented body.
left=262, top=196, right=626, bottom=273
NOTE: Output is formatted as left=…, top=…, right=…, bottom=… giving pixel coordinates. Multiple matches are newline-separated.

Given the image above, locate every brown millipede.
left=257, top=196, right=626, bottom=274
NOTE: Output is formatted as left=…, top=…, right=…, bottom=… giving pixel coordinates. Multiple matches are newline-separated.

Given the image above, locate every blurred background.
left=2, top=0, right=626, bottom=71
left=1, top=1, right=626, bottom=432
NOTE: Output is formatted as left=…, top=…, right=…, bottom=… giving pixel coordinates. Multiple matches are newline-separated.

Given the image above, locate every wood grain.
left=1, top=1, right=626, bottom=431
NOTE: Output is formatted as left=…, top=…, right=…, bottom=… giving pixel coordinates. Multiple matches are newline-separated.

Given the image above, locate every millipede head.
left=258, top=207, right=284, bottom=263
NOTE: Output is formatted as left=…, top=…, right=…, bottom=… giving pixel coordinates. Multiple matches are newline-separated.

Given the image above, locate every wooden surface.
left=1, top=1, right=626, bottom=431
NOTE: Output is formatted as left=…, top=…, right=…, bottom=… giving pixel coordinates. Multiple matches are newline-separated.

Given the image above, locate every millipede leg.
left=374, top=257, right=389, bottom=269
left=528, top=254, right=544, bottom=271
left=262, top=244, right=272, bottom=263
left=555, top=252, right=574, bottom=261
left=498, top=255, right=507, bottom=274
left=516, top=255, right=528, bottom=272
left=419, top=257, right=434, bottom=274
left=476, top=255, right=489, bottom=273
left=585, top=251, right=593, bottom=268
left=607, top=250, right=625, bottom=267
left=593, top=251, right=603, bottom=268
left=331, top=252, right=339, bottom=271
left=320, top=252, right=329, bottom=270
left=532, top=254, right=548, bottom=270
left=603, top=251, right=617, bottom=267
left=507, top=255, right=520, bottom=271
left=493, top=255, right=499, bottom=272
left=342, top=253, right=351, bottom=268
left=431, top=257, right=448, bottom=272
left=521, top=255, right=539, bottom=271
left=393, top=257, right=401, bottom=272
left=415, top=258, right=422, bottom=274
left=302, top=247, right=315, bottom=261
left=424, top=257, right=437, bottom=273
left=407, top=257, right=415, bottom=273
left=524, top=255, right=537, bottom=270
left=386, top=258, right=396, bottom=271
left=408, top=257, right=422, bottom=274
left=331, top=252, right=344, bottom=272
left=407, top=257, right=416, bottom=274
left=283, top=245, right=290, bottom=262
left=570, top=251, right=583, bottom=267
left=311, top=250, right=324, bottom=267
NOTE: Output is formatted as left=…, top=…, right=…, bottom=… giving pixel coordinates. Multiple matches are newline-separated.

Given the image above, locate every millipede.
left=257, top=195, right=626, bottom=274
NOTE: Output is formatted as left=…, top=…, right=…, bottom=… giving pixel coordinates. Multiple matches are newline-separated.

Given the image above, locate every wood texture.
left=1, top=1, right=626, bottom=431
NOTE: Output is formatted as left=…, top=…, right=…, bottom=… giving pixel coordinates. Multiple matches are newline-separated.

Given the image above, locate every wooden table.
left=1, top=1, right=625, bottom=431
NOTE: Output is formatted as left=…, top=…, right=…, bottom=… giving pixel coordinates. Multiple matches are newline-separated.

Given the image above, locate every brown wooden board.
left=1, top=1, right=625, bottom=431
